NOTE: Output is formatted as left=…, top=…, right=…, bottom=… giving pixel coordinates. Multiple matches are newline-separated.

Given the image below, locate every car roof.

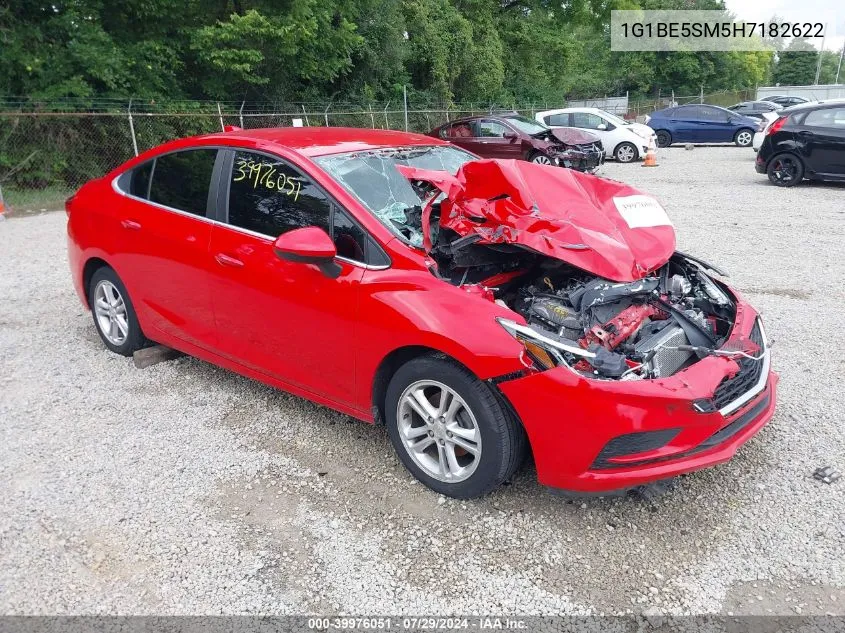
left=195, top=126, right=448, bottom=157
left=536, top=107, right=607, bottom=117
left=734, top=100, right=778, bottom=106
left=655, top=103, right=728, bottom=113
left=780, top=98, right=844, bottom=113
left=440, top=115, right=493, bottom=125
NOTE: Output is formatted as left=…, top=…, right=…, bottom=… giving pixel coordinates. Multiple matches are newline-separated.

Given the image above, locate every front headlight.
left=496, top=317, right=595, bottom=370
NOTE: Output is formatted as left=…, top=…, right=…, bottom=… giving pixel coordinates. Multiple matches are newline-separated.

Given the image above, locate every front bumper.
left=556, top=148, right=604, bottom=173
left=497, top=300, right=777, bottom=493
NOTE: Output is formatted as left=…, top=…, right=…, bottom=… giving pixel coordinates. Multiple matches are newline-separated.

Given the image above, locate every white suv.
left=535, top=107, right=656, bottom=163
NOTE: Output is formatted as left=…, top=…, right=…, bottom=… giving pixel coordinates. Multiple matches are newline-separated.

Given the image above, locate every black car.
left=761, top=95, right=810, bottom=107
left=727, top=100, right=782, bottom=121
left=756, top=100, right=845, bottom=186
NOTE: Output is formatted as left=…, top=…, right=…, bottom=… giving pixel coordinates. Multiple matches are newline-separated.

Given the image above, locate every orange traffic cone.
left=642, top=136, right=658, bottom=167
left=0, top=185, right=6, bottom=220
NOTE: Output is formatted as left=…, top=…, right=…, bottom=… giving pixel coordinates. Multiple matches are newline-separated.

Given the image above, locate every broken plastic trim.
left=675, top=250, right=728, bottom=277
left=496, top=317, right=596, bottom=359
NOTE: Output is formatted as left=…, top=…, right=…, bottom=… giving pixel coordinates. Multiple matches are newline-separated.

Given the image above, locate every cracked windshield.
left=315, top=145, right=473, bottom=247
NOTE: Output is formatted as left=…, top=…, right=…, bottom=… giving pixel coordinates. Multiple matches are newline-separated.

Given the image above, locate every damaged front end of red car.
left=398, top=159, right=776, bottom=492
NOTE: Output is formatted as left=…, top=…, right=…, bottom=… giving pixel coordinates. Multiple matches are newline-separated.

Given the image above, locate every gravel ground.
left=1, top=146, right=844, bottom=616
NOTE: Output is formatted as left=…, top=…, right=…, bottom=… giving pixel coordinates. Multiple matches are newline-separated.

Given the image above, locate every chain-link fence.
left=0, top=90, right=755, bottom=210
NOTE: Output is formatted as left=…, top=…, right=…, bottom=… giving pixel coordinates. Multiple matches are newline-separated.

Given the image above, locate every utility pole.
left=814, top=26, right=826, bottom=85
left=836, top=40, right=845, bottom=84
left=403, top=85, right=409, bottom=132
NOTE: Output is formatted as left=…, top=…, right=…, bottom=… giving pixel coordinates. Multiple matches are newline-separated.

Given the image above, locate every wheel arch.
left=82, top=256, right=112, bottom=304
left=654, top=129, right=672, bottom=146
left=370, top=344, right=532, bottom=462
left=371, top=345, right=475, bottom=425
left=766, top=149, right=803, bottom=170
left=613, top=140, right=639, bottom=159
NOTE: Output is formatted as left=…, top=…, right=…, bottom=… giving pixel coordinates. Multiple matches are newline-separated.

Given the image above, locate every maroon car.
left=429, top=113, right=604, bottom=172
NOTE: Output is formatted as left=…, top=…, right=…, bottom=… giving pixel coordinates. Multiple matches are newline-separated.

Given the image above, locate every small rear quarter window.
left=128, top=161, right=153, bottom=199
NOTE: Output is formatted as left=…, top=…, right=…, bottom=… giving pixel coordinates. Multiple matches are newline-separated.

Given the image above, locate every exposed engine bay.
left=430, top=235, right=736, bottom=380
left=500, top=256, right=734, bottom=379
left=389, top=157, right=740, bottom=380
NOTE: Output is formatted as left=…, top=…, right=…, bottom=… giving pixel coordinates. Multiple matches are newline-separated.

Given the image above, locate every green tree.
left=817, top=49, right=843, bottom=85
left=773, top=39, right=819, bottom=86
left=189, top=2, right=362, bottom=100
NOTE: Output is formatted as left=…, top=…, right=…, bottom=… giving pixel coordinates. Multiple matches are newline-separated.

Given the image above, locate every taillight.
left=766, top=116, right=787, bottom=136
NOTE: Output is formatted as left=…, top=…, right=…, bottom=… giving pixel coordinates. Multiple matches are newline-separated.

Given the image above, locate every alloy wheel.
left=736, top=131, right=752, bottom=147
left=94, top=280, right=129, bottom=346
left=616, top=144, right=636, bottom=162
left=770, top=156, right=799, bottom=185
left=396, top=380, right=482, bottom=483
left=531, top=154, right=552, bottom=165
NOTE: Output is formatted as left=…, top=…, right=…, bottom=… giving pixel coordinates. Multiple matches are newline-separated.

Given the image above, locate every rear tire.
left=385, top=355, right=527, bottom=498
left=766, top=153, right=804, bottom=187
left=614, top=142, right=638, bottom=163
left=734, top=129, right=754, bottom=147
left=88, top=266, right=146, bottom=356
left=655, top=130, right=672, bottom=148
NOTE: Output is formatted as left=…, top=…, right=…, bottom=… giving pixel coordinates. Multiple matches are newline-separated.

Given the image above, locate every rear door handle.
left=121, top=219, right=141, bottom=230
left=215, top=253, right=244, bottom=268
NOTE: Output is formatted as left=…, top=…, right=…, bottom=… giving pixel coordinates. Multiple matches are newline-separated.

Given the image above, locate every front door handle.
left=215, top=253, right=244, bottom=268
left=121, top=219, right=141, bottom=230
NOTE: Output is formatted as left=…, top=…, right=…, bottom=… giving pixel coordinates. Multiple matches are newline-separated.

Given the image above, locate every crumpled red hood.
left=397, top=159, right=675, bottom=282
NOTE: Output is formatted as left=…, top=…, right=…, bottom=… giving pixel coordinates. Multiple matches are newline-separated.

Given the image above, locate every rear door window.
left=148, top=149, right=218, bottom=216
left=444, top=123, right=473, bottom=138
left=698, top=107, right=725, bottom=121
left=804, top=108, right=845, bottom=129
left=127, top=161, right=153, bottom=199
left=545, top=113, right=570, bottom=126
left=476, top=120, right=510, bottom=138
left=569, top=112, right=604, bottom=129
left=671, top=106, right=699, bottom=119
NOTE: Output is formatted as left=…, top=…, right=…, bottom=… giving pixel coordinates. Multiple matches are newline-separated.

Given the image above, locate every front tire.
left=88, top=266, right=146, bottom=356
left=614, top=142, right=638, bottom=163
left=385, top=355, right=527, bottom=498
left=529, top=152, right=553, bottom=165
left=766, top=153, right=804, bottom=187
left=734, top=129, right=754, bottom=147
left=655, top=130, right=672, bottom=148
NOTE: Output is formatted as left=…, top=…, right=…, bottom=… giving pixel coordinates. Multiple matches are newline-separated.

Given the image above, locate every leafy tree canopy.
left=0, top=0, right=790, bottom=106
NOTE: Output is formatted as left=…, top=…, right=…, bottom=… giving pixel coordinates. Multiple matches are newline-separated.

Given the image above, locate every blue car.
left=646, top=104, right=759, bottom=148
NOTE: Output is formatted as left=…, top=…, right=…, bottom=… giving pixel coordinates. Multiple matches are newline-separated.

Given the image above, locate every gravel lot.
left=1, top=146, right=844, bottom=616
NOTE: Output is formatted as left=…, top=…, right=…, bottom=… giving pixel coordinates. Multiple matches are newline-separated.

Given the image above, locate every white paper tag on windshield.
left=613, top=195, right=672, bottom=229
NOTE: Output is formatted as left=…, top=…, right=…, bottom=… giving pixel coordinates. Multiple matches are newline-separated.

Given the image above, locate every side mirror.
left=273, top=226, right=341, bottom=279
left=503, top=131, right=518, bottom=141
left=596, top=123, right=607, bottom=131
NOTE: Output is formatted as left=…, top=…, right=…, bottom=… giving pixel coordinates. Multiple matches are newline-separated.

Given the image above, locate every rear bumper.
left=498, top=303, right=777, bottom=493
left=67, top=220, right=88, bottom=307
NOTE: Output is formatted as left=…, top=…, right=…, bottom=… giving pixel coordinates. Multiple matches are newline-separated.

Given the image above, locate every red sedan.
left=67, top=127, right=777, bottom=498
